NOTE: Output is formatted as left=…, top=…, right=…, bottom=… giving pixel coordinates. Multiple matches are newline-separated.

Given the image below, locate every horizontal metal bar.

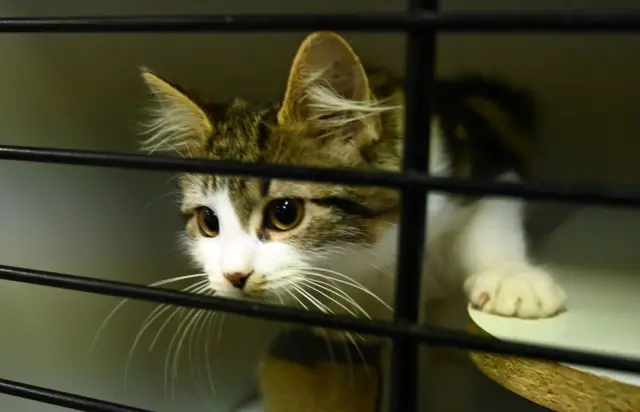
left=1, top=12, right=640, bottom=33
left=2, top=144, right=640, bottom=208
left=1, top=264, right=640, bottom=376
left=0, top=377, right=150, bottom=412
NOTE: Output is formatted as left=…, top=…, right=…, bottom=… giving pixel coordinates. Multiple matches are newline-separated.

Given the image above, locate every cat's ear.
left=277, top=31, right=386, bottom=147
left=139, top=67, right=213, bottom=155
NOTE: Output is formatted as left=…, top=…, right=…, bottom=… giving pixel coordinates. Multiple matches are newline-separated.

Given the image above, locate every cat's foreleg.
left=456, top=196, right=567, bottom=318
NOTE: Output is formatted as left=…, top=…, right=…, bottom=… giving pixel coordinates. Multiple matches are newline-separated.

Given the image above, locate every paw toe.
left=466, top=264, right=566, bottom=319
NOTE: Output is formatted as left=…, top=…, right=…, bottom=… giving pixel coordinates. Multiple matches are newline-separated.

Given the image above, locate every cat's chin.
left=211, top=289, right=281, bottom=305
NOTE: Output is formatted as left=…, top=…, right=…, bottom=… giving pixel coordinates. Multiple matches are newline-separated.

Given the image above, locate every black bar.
left=2, top=12, right=640, bottom=33
left=2, top=144, right=640, bottom=208
left=388, top=0, right=439, bottom=411
left=0, top=377, right=150, bottom=412
left=1, top=264, right=640, bottom=375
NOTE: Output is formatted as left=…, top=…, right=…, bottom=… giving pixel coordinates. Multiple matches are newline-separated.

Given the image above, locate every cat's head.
left=139, top=32, right=399, bottom=311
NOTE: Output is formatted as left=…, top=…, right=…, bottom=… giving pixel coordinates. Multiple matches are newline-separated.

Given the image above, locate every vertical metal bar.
left=388, top=0, right=440, bottom=411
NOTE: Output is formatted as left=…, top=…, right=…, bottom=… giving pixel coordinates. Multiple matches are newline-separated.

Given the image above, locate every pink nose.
left=224, top=272, right=252, bottom=289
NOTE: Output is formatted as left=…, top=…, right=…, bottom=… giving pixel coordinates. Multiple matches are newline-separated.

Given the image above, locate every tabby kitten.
left=139, top=31, right=566, bottom=323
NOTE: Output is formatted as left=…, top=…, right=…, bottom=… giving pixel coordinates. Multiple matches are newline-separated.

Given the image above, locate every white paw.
left=464, top=263, right=567, bottom=319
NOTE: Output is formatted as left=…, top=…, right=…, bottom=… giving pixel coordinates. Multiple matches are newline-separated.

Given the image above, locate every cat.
left=138, top=31, right=567, bottom=411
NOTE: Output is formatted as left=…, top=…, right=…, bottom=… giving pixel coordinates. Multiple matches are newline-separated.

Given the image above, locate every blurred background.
left=0, top=0, right=639, bottom=411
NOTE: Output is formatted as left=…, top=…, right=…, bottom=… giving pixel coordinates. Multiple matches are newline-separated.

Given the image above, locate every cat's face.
left=178, top=174, right=397, bottom=305
left=140, top=32, right=400, bottom=312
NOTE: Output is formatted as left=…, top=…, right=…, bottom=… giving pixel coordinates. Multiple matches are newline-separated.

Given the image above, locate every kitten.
left=138, top=31, right=566, bottom=325
left=138, top=30, right=568, bottom=412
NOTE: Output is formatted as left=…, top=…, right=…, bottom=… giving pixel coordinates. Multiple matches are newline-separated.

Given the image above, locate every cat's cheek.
left=192, top=237, right=222, bottom=275
left=254, top=241, right=307, bottom=275
left=253, top=241, right=315, bottom=298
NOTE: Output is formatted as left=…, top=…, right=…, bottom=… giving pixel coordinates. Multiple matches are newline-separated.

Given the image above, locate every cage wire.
left=0, top=3, right=640, bottom=412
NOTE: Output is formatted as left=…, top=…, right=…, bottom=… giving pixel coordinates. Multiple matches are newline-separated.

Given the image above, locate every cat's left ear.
left=139, top=68, right=213, bottom=154
left=278, top=31, right=384, bottom=147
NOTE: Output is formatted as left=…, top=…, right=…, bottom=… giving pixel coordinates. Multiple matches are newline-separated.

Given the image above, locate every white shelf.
left=469, top=206, right=640, bottom=387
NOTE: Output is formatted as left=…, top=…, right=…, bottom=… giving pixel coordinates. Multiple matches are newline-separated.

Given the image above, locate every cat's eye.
left=196, top=207, right=219, bottom=237
left=265, top=198, right=304, bottom=231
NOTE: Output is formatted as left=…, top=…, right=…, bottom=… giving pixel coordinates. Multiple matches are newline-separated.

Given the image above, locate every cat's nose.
left=224, top=271, right=253, bottom=289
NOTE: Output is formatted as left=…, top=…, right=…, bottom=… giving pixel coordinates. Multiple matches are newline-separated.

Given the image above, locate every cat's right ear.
left=277, top=32, right=387, bottom=148
left=139, top=67, right=213, bottom=155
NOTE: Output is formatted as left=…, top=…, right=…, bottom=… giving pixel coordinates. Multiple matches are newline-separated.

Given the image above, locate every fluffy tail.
left=435, top=74, right=538, bottom=178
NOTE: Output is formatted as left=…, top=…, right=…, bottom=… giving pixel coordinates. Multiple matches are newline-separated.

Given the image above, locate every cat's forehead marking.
left=204, top=105, right=273, bottom=164
left=182, top=175, right=261, bottom=230
left=208, top=187, right=244, bottom=235
left=226, top=179, right=260, bottom=230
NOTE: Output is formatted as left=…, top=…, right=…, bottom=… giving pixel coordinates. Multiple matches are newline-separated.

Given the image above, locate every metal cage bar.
left=2, top=264, right=640, bottom=372
left=2, top=12, right=640, bottom=32
left=0, top=378, right=151, bottom=412
left=2, top=145, right=640, bottom=207
left=388, top=0, right=439, bottom=410
left=0, top=7, right=639, bottom=412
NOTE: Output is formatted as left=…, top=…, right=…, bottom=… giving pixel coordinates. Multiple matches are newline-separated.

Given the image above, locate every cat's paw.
left=464, top=263, right=566, bottom=319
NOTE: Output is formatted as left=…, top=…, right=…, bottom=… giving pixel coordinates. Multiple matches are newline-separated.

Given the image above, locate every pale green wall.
left=0, top=0, right=638, bottom=411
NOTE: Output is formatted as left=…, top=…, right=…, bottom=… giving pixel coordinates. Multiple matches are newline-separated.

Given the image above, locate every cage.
left=0, top=0, right=639, bottom=411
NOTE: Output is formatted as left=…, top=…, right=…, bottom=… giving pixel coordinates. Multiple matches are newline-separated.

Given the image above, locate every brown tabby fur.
left=141, top=32, right=534, bottom=254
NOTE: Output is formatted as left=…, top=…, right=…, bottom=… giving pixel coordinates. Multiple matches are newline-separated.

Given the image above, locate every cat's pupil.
left=266, top=198, right=304, bottom=231
left=272, top=199, right=297, bottom=225
left=203, top=208, right=217, bottom=228
left=198, top=207, right=219, bottom=237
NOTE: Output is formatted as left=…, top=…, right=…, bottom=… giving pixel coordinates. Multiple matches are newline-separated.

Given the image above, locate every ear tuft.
left=278, top=32, right=396, bottom=147
left=139, top=67, right=213, bottom=156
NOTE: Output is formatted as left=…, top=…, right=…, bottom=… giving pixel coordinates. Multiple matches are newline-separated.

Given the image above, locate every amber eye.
left=197, top=207, right=219, bottom=237
left=265, top=198, right=304, bottom=231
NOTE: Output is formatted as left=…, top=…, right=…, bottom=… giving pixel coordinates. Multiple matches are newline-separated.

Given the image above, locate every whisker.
left=293, top=284, right=331, bottom=315
left=291, top=286, right=359, bottom=384
left=283, top=287, right=308, bottom=311
left=342, top=333, right=355, bottom=385
left=367, top=261, right=392, bottom=278
left=164, top=307, right=196, bottom=399
left=289, top=284, right=360, bottom=379
left=190, top=304, right=212, bottom=400
left=145, top=190, right=182, bottom=210
left=156, top=305, right=185, bottom=400
left=343, top=331, right=371, bottom=379
left=299, top=278, right=372, bottom=319
left=297, top=280, right=358, bottom=318
left=92, top=273, right=207, bottom=348
left=164, top=283, right=210, bottom=399
left=123, top=279, right=208, bottom=391
left=150, top=306, right=183, bottom=352
left=148, top=281, right=211, bottom=353
left=142, top=279, right=208, bottom=333
left=274, top=289, right=285, bottom=305
left=216, top=313, right=225, bottom=344
left=298, top=270, right=392, bottom=312
left=204, top=312, right=218, bottom=397
left=316, top=328, right=337, bottom=372
left=281, top=276, right=373, bottom=342
left=171, top=307, right=204, bottom=399
left=264, top=273, right=307, bottom=290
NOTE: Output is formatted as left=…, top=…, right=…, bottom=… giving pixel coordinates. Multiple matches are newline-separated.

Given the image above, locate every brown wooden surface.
left=468, top=321, right=640, bottom=412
